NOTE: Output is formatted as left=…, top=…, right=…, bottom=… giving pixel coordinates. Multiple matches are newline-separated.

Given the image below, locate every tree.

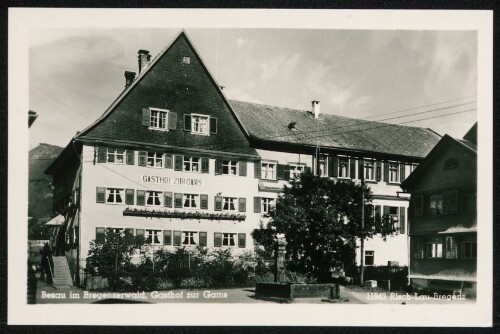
left=252, top=169, right=393, bottom=282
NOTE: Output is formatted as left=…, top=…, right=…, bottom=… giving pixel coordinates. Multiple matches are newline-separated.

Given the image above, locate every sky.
left=28, top=28, right=478, bottom=150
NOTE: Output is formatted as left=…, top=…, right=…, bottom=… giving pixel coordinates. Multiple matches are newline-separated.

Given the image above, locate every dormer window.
left=182, top=56, right=191, bottom=64
left=444, top=158, right=459, bottom=170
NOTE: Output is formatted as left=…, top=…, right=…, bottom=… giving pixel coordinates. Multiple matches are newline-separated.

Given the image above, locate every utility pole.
left=360, top=161, right=365, bottom=286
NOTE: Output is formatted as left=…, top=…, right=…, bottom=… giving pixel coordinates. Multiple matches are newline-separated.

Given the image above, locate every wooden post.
left=274, top=236, right=287, bottom=282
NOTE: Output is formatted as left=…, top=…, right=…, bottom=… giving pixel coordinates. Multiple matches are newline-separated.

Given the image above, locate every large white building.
left=46, top=31, right=441, bottom=285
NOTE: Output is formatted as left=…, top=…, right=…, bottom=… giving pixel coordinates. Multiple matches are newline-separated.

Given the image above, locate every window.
left=461, top=241, right=477, bottom=259
left=261, top=198, right=275, bottom=215
left=107, top=148, right=125, bottom=164
left=364, top=251, right=374, bottom=266
left=318, top=156, right=327, bottom=177
left=182, top=231, right=198, bottom=246
left=223, top=160, right=238, bottom=175
left=222, top=233, right=236, bottom=247
left=389, top=207, right=400, bottom=231
left=183, top=194, right=198, bottom=209
left=191, top=114, right=209, bottom=135
left=183, top=156, right=200, bottom=172
left=107, top=227, right=125, bottom=235
left=261, top=162, right=276, bottom=180
left=146, top=191, right=162, bottom=206
left=389, top=162, right=399, bottom=183
left=223, top=197, right=236, bottom=211
left=445, top=236, right=458, bottom=259
left=415, top=241, right=424, bottom=259
left=182, top=56, right=191, bottom=64
left=338, top=157, right=349, bottom=178
left=442, top=191, right=458, bottom=214
left=289, top=164, right=305, bottom=179
left=146, top=229, right=162, bottom=245
left=463, top=193, right=476, bottom=214
left=147, top=152, right=163, bottom=167
left=150, top=109, right=168, bottom=130
left=364, top=160, right=375, bottom=181
left=444, top=158, right=459, bottom=170
left=429, top=194, right=443, bottom=215
left=426, top=242, right=443, bottom=258
left=106, top=188, right=124, bottom=204
left=414, top=196, right=423, bottom=217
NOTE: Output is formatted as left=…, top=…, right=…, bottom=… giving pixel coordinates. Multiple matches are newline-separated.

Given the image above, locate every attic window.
left=288, top=122, right=297, bottom=131
left=443, top=158, right=459, bottom=170
left=182, top=56, right=191, bottom=64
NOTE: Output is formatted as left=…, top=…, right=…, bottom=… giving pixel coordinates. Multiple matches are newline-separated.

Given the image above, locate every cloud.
left=259, top=52, right=302, bottom=83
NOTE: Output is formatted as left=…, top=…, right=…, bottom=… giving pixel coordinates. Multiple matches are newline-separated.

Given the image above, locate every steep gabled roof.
left=230, top=100, right=441, bottom=159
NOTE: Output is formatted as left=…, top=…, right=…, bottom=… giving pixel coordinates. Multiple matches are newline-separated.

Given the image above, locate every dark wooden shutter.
left=400, top=163, right=406, bottom=182
left=214, top=232, right=222, bottom=247
left=142, top=107, right=150, bottom=126
left=375, top=205, right=382, bottom=219
left=332, top=156, right=338, bottom=177
left=254, top=197, right=261, bottom=213
left=164, top=192, right=173, bottom=208
left=238, top=233, right=246, bottom=248
left=375, top=161, right=382, bottom=181
left=164, top=154, right=173, bottom=169
left=277, top=164, right=287, bottom=180
left=174, top=155, right=183, bottom=171
left=173, top=231, right=182, bottom=246
left=210, top=117, right=217, bottom=134
left=214, top=196, right=222, bottom=211
left=174, top=193, right=183, bottom=208
left=400, top=206, right=406, bottom=234
left=383, top=205, right=389, bottom=217
left=125, top=189, right=135, bottom=205
left=383, top=162, right=389, bottom=182
left=238, top=197, right=246, bottom=212
left=96, top=187, right=105, bottom=203
left=254, top=161, right=262, bottom=179
left=239, top=161, right=247, bottom=176
left=136, top=229, right=145, bottom=240
left=97, top=147, right=107, bottom=163
left=184, top=114, right=192, bottom=131
left=199, top=232, right=207, bottom=247
left=168, top=112, right=177, bottom=130
left=201, top=157, right=209, bottom=173
left=163, top=230, right=172, bottom=245
left=350, top=158, right=356, bottom=179
left=137, top=190, right=145, bottom=206
left=327, top=156, right=334, bottom=177
left=200, top=194, right=208, bottom=209
left=96, top=227, right=105, bottom=243
left=138, top=151, right=147, bottom=167
left=215, top=159, right=223, bottom=175
left=358, top=159, right=364, bottom=180
left=126, top=150, right=135, bottom=165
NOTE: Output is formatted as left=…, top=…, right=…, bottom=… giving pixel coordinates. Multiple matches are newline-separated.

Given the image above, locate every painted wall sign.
left=142, top=175, right=203, bottom=187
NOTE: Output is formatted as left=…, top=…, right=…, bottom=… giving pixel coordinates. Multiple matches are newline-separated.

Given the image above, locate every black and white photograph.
left=8, top=8, right=493, bottom=326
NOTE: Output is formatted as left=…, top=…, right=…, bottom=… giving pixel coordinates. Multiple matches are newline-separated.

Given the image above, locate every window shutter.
left=125, top=189, right=135, bottom=205
left=125, top=228, right=134, bottom=236
left=201, top=157, right=209, bottom=173
left=400, top=163, right=406, bottom=182
left=174, top=193, right=183, bottom=208
left=173, top=231, right=182, bottom=246
left=383, top=205, right=389, bottom=217
left=184, top=114, right=192, bottom=131
left=96, top=187, right=105, bottom=203
left=383, top=162, right=389, bottom=182
left=214, top=196, right=222, bottom=211
left=239, top=161, right=247, bottom=177
left=327, top=156, right=334, bottom=177
left=136, top=190, right=145, bottom=206
left=138, top=151, right=147, bottom=167
left=215, top=159, right=223, bottom=175
left=126, top=150, right=135, bottom=165
left=164, top=192, right=173, bottom=208
left=375, top=161, right=382, bottom=181
left=214, top=232, right=222, bottom=247
left=164, top=154, right=173, bottom=169
left=254, top=197, right=261, bottom=213
left=96, top=227, right=105, bottom=243
left=350, top=158, right=356, bottom=179
left=358, top=159, right=364, bottom=180
left=277, top=164, right=287, bottom=180
left=238, top=197, right=246, bottom=212
left=210, top=117, right=217, bottom=134
left=400, top=206, right=406, bottom=234
left=283, top=164, right=290, bottom=180
left=200, top=194, right=208, bottom=210
left=97, top=147, right=107, bottom=163
left=174, top=155, right=183, bottom=171
left=199, top=232, right=207, bottom=247
left=142, top=107, right=150, bottom=126
left=254, top=161, right=262, bottom=179
left=375, top=205, right=382, bottom=219
left=168, top=112, right=177, bottom=130
left=135, top=229, right=145, bottom=240
left=238, top=233, right=246, bottom=248
left=163, top=230, right=172, bottom=245
left=332, top=156, right=338, bottom=177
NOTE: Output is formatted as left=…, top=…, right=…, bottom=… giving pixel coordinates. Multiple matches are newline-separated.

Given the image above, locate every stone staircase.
left=51, top=256, right=73, bottom=288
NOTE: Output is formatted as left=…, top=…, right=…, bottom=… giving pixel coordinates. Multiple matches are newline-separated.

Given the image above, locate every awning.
left=258, top=180, right=283, bottom=193
left=45, top=214, right=65, bottom=226
left=438, top=225, right=477, bottom=234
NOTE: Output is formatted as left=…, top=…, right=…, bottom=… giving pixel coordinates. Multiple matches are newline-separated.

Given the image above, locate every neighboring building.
left=401, top=124, right=477, bottom=296
left=46, top=31, right=442, bottom=285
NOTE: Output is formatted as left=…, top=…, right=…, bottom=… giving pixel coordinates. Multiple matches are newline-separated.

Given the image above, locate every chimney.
left=124, top=71, right=136, bottom=88
left=311, top=100, right=320, bottom=119
left=138, top=49, right=151, bottom=74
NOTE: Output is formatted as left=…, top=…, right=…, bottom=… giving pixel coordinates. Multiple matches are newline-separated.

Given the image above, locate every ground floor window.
left=183, top=194, right=198, bottom=208
left=222, top=233, right=236, bottom=247
left=364, top=250, right=374, bottom=266
left=461, top=241, right=477, bottom=259
left=426, top=242, right=443, bottom=258
left=146, top=229, right=162, bottom=245
left=106, top=188, right=124, bottom=204
left=261, top=198, right=275, bottom=215
left=147, top=152, right=163, bottom=167
left=182, top=231, right=198, bottom=245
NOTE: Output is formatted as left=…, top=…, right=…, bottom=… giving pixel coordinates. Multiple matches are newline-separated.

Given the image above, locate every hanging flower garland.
left=123, top=207, right=246, bottom=222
